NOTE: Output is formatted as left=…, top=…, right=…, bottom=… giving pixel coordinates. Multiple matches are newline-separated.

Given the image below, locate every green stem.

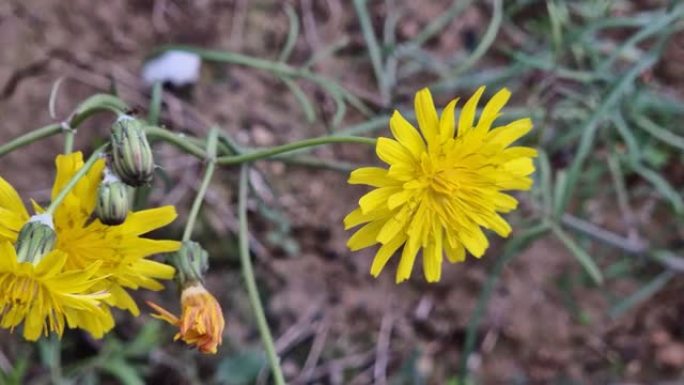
left=238, top=165, right=286, bottom=385
left=0, top=124, right=62, bottom=158
left=46, top=145, right=107, bottom=216
left=145, top=126, right=207, bottom=159
left=63, top=129, right=75, bottom=154
left=148, top=82, right=163, bottom=125
left=0, top=94, right=127, bottom=158
left=182, top=129, right=219, bottom=242
left=217, top=136, right=376, bottom=166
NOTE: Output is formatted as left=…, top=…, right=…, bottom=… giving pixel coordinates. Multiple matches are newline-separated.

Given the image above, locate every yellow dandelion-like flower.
left=0, top=152, right=181, bottom=316
left=0, top=241, right=112, bottom=341
left=147, top=282, right=225, bottom=354
left=345, top=87, right=537, bottom=283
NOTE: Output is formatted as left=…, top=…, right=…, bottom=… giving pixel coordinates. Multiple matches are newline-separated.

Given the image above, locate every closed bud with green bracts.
left=15, top=214, right=57, bottom=264
left=110, top=115, right=154, bottom=186
left=96, top=169, right=129, bottom=226
left=170, top=241, right=209, bottom=285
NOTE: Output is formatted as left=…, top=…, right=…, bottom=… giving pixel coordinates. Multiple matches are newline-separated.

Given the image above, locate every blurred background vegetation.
left=1, top=0, right=684, bottom=384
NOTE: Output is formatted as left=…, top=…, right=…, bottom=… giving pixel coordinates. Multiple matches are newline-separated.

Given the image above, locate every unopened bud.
left=95, top=170, right=129, bottom=226
left=110, top=116, right=154, bottom=186
left=15, top=214, right=56, bottom=264
left=171, top=241, right=209, bottom=285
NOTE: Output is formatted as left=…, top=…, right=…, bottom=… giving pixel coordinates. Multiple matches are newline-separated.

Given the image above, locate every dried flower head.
left=148, top=282, right=225, bottom=354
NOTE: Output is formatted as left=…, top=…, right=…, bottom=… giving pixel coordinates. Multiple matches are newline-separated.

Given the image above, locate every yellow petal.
left=358, top=187, right=398, bottom=214
left=395, top=235, right=420, bottom=283
left=370, top=233, right=405, bottom=277
left=123, top=206, right=178, bottom=235
left=458, top=86, right=485, bottom=137
left=475, top=88, right=511, bottom=133
left=348, top=167, right=396, bottom=187
left=376, top=137, right=415, bottom=166
left=347, top=220, right=384, bottom=251
left=414, top=88, right=439, bottom=145
left=390, top=111, right=426, bottom=158
left=504, top=158, right=536, bottom=176
left=376, top=207, right=410, bottom=244
left=445, top=241, right=466, bottom=263
left=52, top=152, right=84, bottom=200
left=0, top=177, right=28, bottom=220
left=438, top=98, right=459, bottom=142
left=487, top=118, right=533, bottom=147
left=423, top=227, right=443, bottom=282
left=459, top=227, right=488, bottom=258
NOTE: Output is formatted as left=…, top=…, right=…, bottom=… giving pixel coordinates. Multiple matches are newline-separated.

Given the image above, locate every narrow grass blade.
left=278, top=4, right=300, bottom=63
left=610, top=270, right=675, bottom=318
left=552, top=225, right=603, bottom=285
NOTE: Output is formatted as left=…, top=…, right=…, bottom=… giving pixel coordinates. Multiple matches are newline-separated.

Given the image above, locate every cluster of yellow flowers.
left=0, top=86, right=534, bottom=355
left=0, top=116, right=225, bottom=353
left=0, top=152, right=178, bottom=339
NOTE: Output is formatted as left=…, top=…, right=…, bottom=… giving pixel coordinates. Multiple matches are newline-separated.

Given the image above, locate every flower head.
left=147, top=282, right=225, bottom=354
left=0, top=152, right=181, bottom=317
left=110, top=116, right=155, bottom=186
left=49, top=152, right=180, bottom=315
left=0, top=241, right=112, bottom=340
left=95, top=168, right=130, bottom=226
left=345, top=87, right=537, bottom=283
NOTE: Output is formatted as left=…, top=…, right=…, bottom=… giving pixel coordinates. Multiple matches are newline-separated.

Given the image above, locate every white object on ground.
left=142, top=51, right=202, bottom=87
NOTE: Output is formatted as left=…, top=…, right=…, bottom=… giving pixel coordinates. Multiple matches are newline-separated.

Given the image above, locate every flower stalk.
left=238, top=164, right=286, bottom=385
left=182, top=128, right=219, bottom=242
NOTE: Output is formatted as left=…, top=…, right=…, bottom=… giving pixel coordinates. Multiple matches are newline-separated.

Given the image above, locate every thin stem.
left=353, top=0, right=388, bottom=105
left=238, top=165, right=286, bottom=385
left=1, top=94, right=127, bottom=158
left=0, top=124, right=62, bottom=157
left=560, top=213, right=647, bottom=254
left=63, top=129, right=75, bottom=154
left=145, top=126, right=207, bottom=159
left=46, top=145, right=107, bottom=216
left=148, top=82, right=163, bottom=125
left=182, top=129, right=219, bottom=242
left=217, top=136, right=376, bottom=166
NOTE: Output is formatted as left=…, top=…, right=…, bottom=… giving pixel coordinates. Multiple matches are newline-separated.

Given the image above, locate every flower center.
left=419, top=153, right=456, bottom=196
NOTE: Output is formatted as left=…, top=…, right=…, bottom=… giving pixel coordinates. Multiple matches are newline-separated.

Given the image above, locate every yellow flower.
left=0, top=241, right=112, bottom=341
left=147, top=282, right=225, bottom=354
left=345, top=87, right=537, bottom=283
left=51, top=153, right=181, bottom=315
left=0, top=152, right=181, bottom=316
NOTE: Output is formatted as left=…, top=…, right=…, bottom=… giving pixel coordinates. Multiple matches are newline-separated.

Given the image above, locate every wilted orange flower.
left=147, top=282, right=225, bottom=354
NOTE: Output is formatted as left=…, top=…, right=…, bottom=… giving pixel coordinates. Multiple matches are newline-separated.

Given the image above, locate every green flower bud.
left=95, top=169, right=129, bottom=226
left=170, top=241, right=209, bottom=285
left=110, top=115, right=154, bottom=186
left=15, top=214, right=57, bottom=264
